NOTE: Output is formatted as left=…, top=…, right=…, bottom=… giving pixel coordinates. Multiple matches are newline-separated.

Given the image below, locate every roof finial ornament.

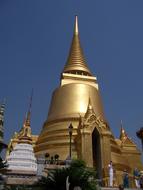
left=28, top=89, right=33, bottom=114
left=0, top=99, right=6, bottom=143
left=18, top=91, right=34, bottom=143
left=84, top=97, right=95, bottom=119
left=74, top=15, right=79, bottom=35
left=120, top=120, right=127, bottom=141
left=25, top=89, right=33, bottom=127
left=0, top=98, right=6, bottom=113
left=121, top=119, right=123, bottom=129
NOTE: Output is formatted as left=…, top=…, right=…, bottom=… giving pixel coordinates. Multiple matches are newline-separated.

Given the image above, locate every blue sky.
left=0, top=0, right=143, bottom=150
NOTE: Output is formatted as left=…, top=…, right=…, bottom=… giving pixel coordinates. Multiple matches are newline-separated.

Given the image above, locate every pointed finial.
left=0, top=98, right=6, bottom=112
left=25, top=89, right=33, bottom=127
left=120, top=119, right=124, bottom=132
left=63, top=16, right=92, bottom=76
left=1, top=98, right=6, bottom=105
left=28, top=89, right=33, bottom=114
left=74, top=15, right=79, bottom=35
left=84, top=97, right=95, bottom=118
left=120, top=120, right=127, bottom=141
left=0, top=99, right=6, bottom=117
left=121, top=119, right=123, bottom=128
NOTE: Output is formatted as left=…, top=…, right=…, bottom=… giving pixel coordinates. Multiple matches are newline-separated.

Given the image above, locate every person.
left=66, top=176, right=70, bottom=190
left=139, top=171, right=143, bottom=188
left=133, top=168, right=140, bottom=188
left=123, top=170, right=129, bottom=188
left=108, top=161, right=113, bottom=187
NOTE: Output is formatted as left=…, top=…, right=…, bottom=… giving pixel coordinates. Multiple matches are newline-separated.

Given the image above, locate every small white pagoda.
left=7, top=143, right=37, bottom=173
left=6, top=100, right=38, bottom=185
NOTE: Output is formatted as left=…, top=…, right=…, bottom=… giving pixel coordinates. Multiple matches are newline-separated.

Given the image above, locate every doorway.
left=92, top=127, right=102, bottom=179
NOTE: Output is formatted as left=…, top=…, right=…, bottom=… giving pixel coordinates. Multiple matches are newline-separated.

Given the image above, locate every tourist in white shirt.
left=108, top=161, right=113, bottom=187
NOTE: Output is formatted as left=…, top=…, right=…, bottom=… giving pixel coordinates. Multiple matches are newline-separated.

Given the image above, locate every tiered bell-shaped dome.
left=7, top=97, right=37, bottom=174
left=7, top=143, right=37, bottom=172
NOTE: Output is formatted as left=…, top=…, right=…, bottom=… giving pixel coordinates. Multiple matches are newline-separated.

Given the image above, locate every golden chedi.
left=35, top=16, right=142, bottom=186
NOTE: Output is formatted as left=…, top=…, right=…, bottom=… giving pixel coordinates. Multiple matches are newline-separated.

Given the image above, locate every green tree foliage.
left=37, top=159, right=97, bottom=190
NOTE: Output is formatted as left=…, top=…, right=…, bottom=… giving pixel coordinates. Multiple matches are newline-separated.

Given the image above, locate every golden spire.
left=24, top=111, right=30, bottom=127
left=18, top=117, right=32, bottom=144
left=18, top=91, right=33, bottom=144
left=119, top=120, right=127, bottom=141
left=18, top=116, right=32, bottom=144
left=24, top=89, right=33, bottom=127
left=63, top=16, right=92, bottom=76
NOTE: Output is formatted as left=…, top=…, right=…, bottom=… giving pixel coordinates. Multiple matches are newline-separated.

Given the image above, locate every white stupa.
left=7, top=143, right=37, bottom=173
left=6, top=99, right=38, bottom=185
left=7, top=110, right=37, bottom=173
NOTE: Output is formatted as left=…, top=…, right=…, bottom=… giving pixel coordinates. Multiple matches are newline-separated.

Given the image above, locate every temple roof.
left=119, top=124, right=134, bottom=145
left=63, top=16, right=92, bottom=76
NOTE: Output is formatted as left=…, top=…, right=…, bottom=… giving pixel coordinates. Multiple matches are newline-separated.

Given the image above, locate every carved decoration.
left=78, top=113, right=107, bottom=134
